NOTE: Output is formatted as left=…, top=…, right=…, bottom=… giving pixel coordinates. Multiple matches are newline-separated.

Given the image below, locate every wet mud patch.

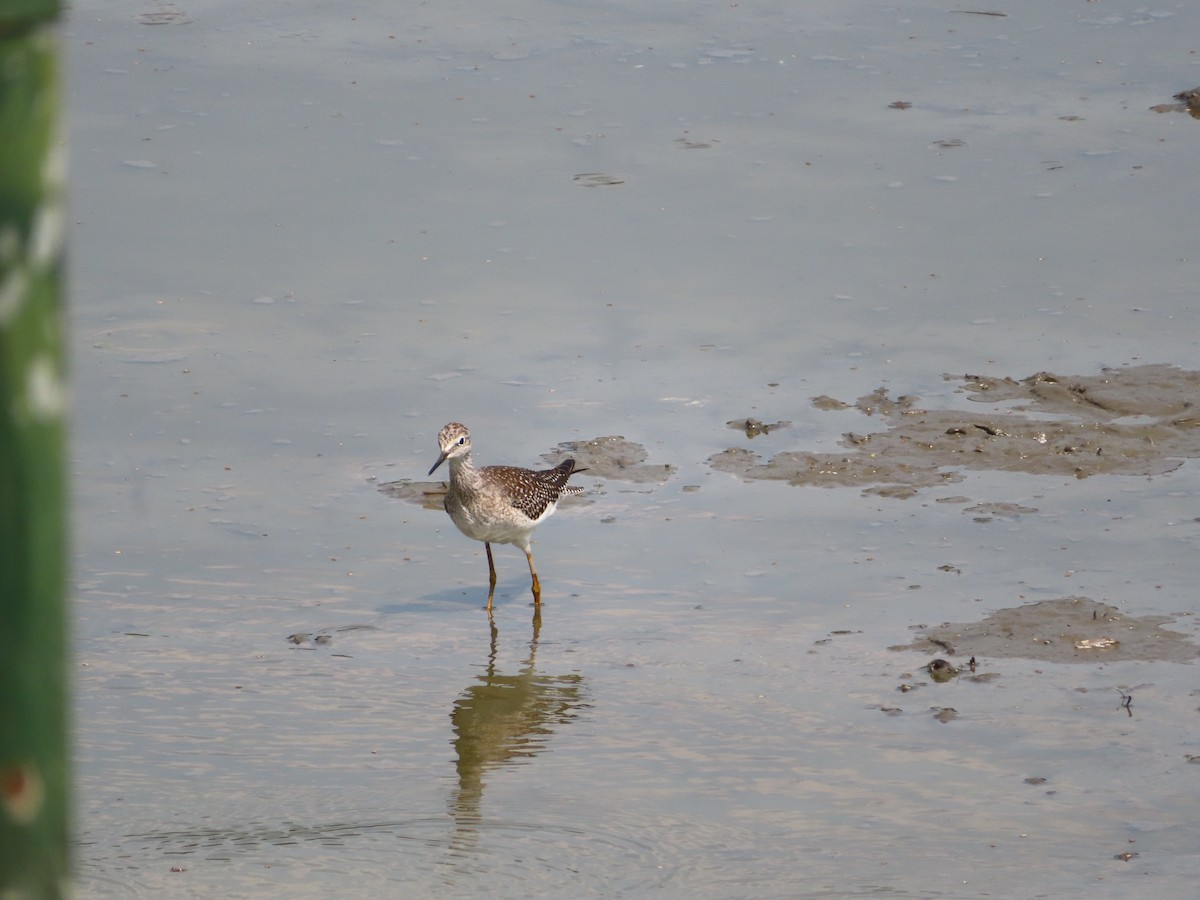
left=377, top=436, right=671, bottom=508
left=540, top=435, right=675, bottom=484
left=961, top=501, right=1038, bottom=521
left=377, top=478, right=450, bottom=510
left=710, top=365, right=1200, bottom=498
left=891, top=596, right=1199, bottom=664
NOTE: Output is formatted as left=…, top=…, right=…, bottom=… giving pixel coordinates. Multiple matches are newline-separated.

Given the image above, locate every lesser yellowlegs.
left=428, top=422, right=585, bottom=611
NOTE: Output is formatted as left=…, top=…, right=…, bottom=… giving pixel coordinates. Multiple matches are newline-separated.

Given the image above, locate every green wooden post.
left=0, top=0, right=69, bottom=896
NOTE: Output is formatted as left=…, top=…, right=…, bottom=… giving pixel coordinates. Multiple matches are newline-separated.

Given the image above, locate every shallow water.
left=68, top=2, right=1200, bottom=897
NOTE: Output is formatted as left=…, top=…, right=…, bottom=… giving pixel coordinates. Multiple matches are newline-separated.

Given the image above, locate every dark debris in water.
left=926, top=658, right=959, bottom=682
left=709, top=365, right=1200, bottom=497
left=573, top=173, right=624, bottom=187
left=891, top=596, right=1199, bottom=664
left=1151, top=87, right=1200, bottom=118
left=286, top=624, right=376, bottom=650
left=726, top=417, right=792, bottom=438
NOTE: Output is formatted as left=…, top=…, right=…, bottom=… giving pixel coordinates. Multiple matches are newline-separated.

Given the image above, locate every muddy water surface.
left=69, top=2, right=1200, bottom=898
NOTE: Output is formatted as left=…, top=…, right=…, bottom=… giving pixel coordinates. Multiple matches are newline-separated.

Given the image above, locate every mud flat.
left=710, top=365, right=1200, bottom=499
left=892, top=596, right=1199, bottom=665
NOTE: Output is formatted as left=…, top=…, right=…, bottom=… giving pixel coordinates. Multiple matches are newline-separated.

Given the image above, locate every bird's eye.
left=457, top=437, right=465, bottom=445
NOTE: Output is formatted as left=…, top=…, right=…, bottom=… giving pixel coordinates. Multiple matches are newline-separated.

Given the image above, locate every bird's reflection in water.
left=449, top=610, right=589, bottom=850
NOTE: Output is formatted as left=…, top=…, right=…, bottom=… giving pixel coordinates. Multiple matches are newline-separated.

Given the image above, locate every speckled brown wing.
left=487, top=460, right=585, bottom=521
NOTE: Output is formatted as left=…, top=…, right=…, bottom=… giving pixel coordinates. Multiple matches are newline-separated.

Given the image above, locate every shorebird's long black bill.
left=428, top=452, right=448, bottom=476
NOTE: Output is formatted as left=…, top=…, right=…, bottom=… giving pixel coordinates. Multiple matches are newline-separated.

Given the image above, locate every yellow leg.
left=525, top=548, right=541, bottom=605
left=485, top=543, right=497, bottom=612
